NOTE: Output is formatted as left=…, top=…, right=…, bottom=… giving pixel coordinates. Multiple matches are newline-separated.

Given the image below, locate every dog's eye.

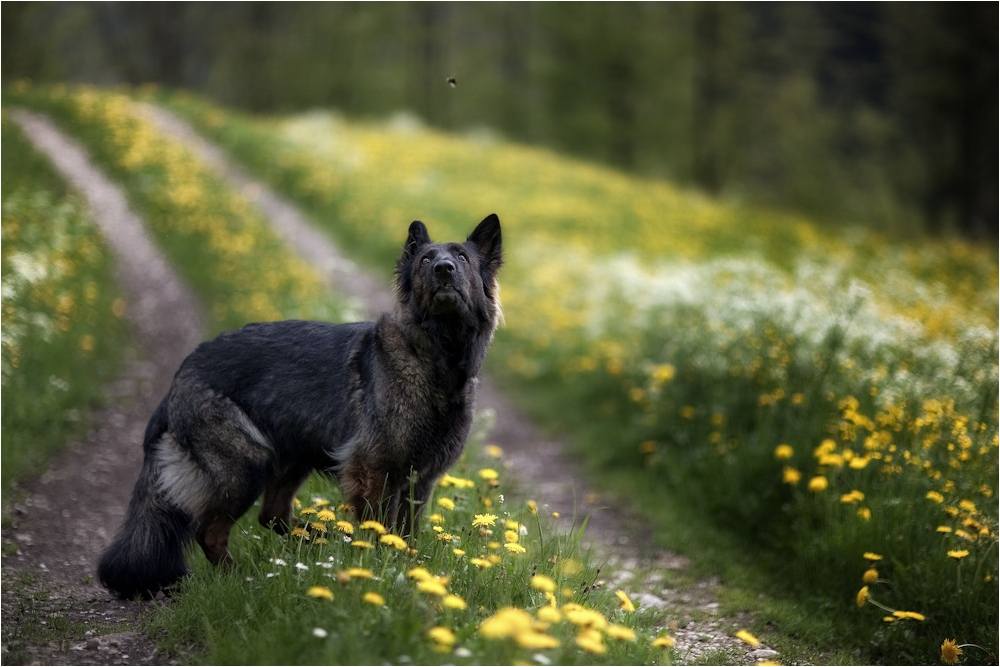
left=457, top=253, right=468, bottom=262
left=421, top=257, right=431, bottom=265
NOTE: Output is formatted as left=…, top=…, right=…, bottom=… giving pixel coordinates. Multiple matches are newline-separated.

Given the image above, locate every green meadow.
left=3, top=84, right=996, bottom=665
left=1, top=112, right=127, bottom=497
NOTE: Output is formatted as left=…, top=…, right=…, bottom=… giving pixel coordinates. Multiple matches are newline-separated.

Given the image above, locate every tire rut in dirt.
left=3, top=110, right=202, bottom=665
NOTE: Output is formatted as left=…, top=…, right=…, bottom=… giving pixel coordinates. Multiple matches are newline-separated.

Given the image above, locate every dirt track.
left=3, top=106, right=764, bottom=665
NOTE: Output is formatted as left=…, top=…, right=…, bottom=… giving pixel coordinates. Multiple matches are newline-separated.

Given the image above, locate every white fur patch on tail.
left=154, top=434, right=213, bottom=516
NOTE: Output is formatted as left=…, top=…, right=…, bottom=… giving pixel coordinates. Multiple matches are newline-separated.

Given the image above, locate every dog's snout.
left=433, top=258, right=456, bottom=276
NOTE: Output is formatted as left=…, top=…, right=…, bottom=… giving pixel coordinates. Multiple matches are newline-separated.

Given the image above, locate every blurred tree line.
left=4, top=2, right=996, bottom=238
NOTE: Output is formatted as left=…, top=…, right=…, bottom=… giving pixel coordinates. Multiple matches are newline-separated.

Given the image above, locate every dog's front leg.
left=258, top=464, right=313, bottom=534
left=196, top=514, right=237, bottom=568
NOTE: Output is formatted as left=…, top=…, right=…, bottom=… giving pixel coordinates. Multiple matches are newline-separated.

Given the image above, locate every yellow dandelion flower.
left=652, top=635, right=676, bottom=648
left=537, top=606, right=562, bottom=624
left=478, top=468, right=499, bottom=480
left=306, top=586, right=334, bottom=601
left=379, top=534, right=408, bottom=550
left=469, top=557, right=492, bottom=569
left=335, top=520, right=355, bottom=534
left=427, top=626, right=456, bottom=646
left=472, top=513, right=498, bottom=527
left=316, top=509, right=336, bottom=521
left=299, top=507, right=317, bottom=515
left=782, top=466, right=801, bottom=484
left=848, top=455, right=871, bottom=469
left=774, top=444, right=794, bottom=460
left=947, top=549, right=969, bottom=559
left=863, top=552, right=883, bottom=561
left=504, top=530, right=519, bottom=544
left=807, top=476, right=828, bottom=492
left=485, top=444, right=504, bottom=458
left=892, top=611, right=926, bottom=621
left=856, top=586, right=869, bottom=607
left=504, top=542, right=526, bottom=554
left=576, top=630, right=607, bottom=654
left=736, top=629, right=761, bottom=646
left=417, top=580, right=448, bottom=597
left=651, top=363, right=676, bottom=383
left=606, top=624, right=637, bottom=641
left=926, top=490, right=945, bottom=503
left=479, top=608, right=533, bottom=639
left=437, top=497, right=456, bottom=510
left=937, top=525, right=953, bottom=533
left=442, top=594, right=467, bottom=610
left=863, top=568, right=879, bottom=583
left=857, top=507, right=872, bottom=521
left=616, top=589, right=636, bottom=612
left=941, top=639, right=962, bottom=665
left=527, top=500, right=538, bottom=515
left=453, top=548, right=466, bottom=556
left=359, top=520, right=387, bottom=534
left=565, top=607, right=607, bottom=630
left=515, top=631, right=560, bottom=650
left=343, top=567, right=374, bottom=579
left=407, top=567, right=432, bottom=582
left=428, top=513, right=445, bottom=524
left=291, top=527, right=310, bottom=538
left=362, top=591, right=385, bottom=606
left=840, top=490, right=865, bottom=504
left=351, top=540, right=373, bottom=549
left=531, top=575, right=557, bottom=593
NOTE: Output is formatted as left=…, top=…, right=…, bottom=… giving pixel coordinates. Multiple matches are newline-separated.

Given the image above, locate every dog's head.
left=395, top=214, right=503, bottom=329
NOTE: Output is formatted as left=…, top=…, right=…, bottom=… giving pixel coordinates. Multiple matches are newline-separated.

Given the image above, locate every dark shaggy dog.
left=98, top=215, right=502, bottom=599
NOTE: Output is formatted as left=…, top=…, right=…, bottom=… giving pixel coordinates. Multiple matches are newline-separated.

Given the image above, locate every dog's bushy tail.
left=98, top=406, right=194, bottom=599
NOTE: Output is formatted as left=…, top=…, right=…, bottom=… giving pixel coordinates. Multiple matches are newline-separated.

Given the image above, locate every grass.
left=148, top=89, right=998, bottom=665
left=0, top=111, right=127, bottom=501
left=146, top=437, right=675, bottom=665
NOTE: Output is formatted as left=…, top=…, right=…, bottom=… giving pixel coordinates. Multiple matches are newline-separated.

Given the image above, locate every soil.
left=2, top=106, right=766, bottom=665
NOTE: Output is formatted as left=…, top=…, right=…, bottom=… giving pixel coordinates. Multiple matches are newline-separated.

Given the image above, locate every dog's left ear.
left=467, top=214, right=503, bottom=279
left=400, top=220, right=432, bottom=264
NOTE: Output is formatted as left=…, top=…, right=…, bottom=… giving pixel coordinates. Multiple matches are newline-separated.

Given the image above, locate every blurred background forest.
left=4, top=1, right=997, bottom=239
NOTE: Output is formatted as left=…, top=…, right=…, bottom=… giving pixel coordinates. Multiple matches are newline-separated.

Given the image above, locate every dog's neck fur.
left=389, top=301, right=496, bottom=391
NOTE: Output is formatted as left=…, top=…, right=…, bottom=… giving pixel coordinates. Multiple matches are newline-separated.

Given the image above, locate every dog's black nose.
left=434, top=258, right=456, bottom=276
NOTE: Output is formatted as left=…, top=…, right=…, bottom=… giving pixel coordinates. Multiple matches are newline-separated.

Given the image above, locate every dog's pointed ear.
left=467, top=214, right=502, bottom=277
left=400, top=220, right=432, bottom=263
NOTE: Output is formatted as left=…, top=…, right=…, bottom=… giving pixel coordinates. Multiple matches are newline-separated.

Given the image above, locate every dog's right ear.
left=400, top=220, right=432, bottom=264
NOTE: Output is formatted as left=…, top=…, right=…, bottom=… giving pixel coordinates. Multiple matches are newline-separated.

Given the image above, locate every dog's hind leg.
left=166, top=375, right=275, bottom=568
left=258, top=464, right=312, bottom=534
left=197, top=513, right=238, bottom=567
